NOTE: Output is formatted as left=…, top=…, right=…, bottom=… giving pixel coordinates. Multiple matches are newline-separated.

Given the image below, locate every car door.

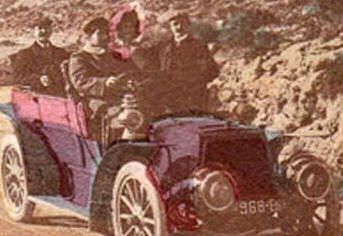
left=12, top=89, right=98, bottom=207
left=38, top=95, right=99, bottom=207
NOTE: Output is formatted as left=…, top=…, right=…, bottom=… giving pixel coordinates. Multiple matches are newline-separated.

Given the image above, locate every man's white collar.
left=174, top=34, right=188, bottom=45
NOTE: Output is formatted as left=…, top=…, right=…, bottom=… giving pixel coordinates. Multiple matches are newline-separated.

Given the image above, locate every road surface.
left=0, top=203, right=101, bottom=236
left=0, top=201, right=342, bottom=236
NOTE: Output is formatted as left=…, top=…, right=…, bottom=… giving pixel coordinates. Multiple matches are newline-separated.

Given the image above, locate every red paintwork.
left=12, top=88, right=88, bottom=137
left=11, top=89, right=40, bottom=122
left=8, top=88, right=287, bottom=235
left=149, top=117, right=280, bottom=233
left=11, top=88, right=96, bottom=207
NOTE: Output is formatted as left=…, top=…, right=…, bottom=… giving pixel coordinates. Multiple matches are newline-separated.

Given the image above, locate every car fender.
left=284, top=150, right=329, bottom=175
left=285, top=150, right=335, bottom=189
left=89, top=141, right=160, bottom=234
left=287, top=150, right=330, bottom=166
left=0, top=108, right=59, bottom=196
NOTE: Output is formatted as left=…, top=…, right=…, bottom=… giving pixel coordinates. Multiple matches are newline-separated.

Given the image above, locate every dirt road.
left=0, top=200, right=341, bottom=236
left=0, top=203, right=101, bottom=236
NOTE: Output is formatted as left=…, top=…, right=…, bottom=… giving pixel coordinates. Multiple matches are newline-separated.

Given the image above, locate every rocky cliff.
left=1, top=0, right=343, bottom=165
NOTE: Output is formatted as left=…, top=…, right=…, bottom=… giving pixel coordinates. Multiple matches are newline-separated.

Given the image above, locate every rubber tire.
left=111, top=161, right=168, bottom=236
left=281, top=179, right=340, bottom=236
left=0, top=134, right=34, bottom=222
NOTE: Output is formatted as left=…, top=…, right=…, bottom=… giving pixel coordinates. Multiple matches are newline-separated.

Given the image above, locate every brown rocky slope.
left=1, top=0, right=343, bottom=167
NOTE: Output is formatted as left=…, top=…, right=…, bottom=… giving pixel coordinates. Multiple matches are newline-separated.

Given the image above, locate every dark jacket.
left=11, top=42, right=70, bottom=97
left=69, top=49, right=135, bottom=117
left=158, top=36, right=219, bottom=112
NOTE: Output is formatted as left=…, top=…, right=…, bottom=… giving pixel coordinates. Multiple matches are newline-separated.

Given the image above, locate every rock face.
left=204, top=0, right=343, bottom=167
left=1, top=0, right=343, bottom=165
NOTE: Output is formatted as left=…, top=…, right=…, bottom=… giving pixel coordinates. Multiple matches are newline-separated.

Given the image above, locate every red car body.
left=0, top=87, right=339, bottom=236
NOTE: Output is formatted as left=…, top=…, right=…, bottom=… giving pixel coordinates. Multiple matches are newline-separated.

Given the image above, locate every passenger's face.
left=88, top=29, right=108, bottom=48
left=34, top=26, right=52, bottom=43
left=169, top=19, right=189, bottom=42
left=117, top=18, right=139, bottom=44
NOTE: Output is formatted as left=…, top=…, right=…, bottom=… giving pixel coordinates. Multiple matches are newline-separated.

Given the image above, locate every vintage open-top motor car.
left=0, top=86, right=340, bottom=236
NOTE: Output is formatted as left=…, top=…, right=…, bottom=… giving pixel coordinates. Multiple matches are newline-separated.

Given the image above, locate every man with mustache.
left=158, top=12, right=220, bottom=113
left=11, top=17, right=69, bottom=97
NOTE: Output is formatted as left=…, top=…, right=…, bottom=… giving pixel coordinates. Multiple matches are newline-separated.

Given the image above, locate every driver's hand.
left=105, top=73, right=126, bottom=88
left=127, top=80, right=135, bottom=91
left=40, top=75, right=50, bottom=87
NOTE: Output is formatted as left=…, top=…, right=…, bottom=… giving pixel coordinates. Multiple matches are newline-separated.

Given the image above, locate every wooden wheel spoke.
left=142, top=216, right=155, bottom=226
left=14, top=186, right=21, bottom=198
left=142, top=202, right=151, bottom=216
left=11, top=191, right=18, bottom=206
left=8, top=183, right=16, bottom=196
left=121, top=195, right=136, bottom=214
left=13, top=156, right=19, bottom=167
left=4, top=169, right=12, bottom=179
left=125, top=182, right=136, bottom=203
left=18, top=187, right=25, bottom=198
left=5, top=162, right=13, bottom=172
left=139, top=184, right=146, bottom=206
left=133, top=179, right=139, bottom=203
left=133, top=227, right=141, bottom=236
left=142, top=226, right=153, bottom=236
left=120, top=213, right=133, bottom=220
left=18, top=176, right=25, bottom=185
left=10, top=150, right=19, bottom=165
left=15, top=189, right=23, bottom=206
left=18, top=168, right=24, bottom=176
left=5, top=181, right=11, bottom=190
left=5, top=153, right=14, bottom=166
left=124, top=225, right=135, bottom=236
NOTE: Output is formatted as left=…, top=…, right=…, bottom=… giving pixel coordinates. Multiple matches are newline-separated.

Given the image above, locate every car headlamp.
left=296, top=161, right=331, bottom=201
left=119, top=109, right=144, bottom=131
left=194, top=169, right=236, bottom=212
left=117, top=94, right=144, bottom=131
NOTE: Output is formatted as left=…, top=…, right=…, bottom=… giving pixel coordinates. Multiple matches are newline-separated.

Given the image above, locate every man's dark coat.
left=11, top=42, right=69, bottom=97
left=156, top=36, right=219, bottom=113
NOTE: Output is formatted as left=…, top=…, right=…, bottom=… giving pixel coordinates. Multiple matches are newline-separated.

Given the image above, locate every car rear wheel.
left=0, top=134, right=34, bottom=221
left=111, top=161, right=168, bottom=236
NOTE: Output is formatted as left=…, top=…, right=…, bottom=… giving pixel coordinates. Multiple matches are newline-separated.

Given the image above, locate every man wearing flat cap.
left=158, top=12, right=220, bottom=113
left=69, top=17, right=132, bottom=139
left=11, top=17, right=69, bottom=97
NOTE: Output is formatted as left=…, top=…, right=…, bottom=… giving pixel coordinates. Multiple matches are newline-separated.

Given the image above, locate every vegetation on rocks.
left=1, top=0, right=343, bottom=165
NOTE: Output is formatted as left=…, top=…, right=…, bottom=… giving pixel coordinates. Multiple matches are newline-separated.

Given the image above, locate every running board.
left=28, top=195, right=90, bottom=221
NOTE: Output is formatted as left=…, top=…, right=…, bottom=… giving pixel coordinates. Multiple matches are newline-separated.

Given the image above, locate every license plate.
left=234, top=199, right=282, bottom=215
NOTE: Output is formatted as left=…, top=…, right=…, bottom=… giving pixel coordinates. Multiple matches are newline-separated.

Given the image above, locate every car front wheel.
left=281, top=188, right=340, bottom=236
left=111, top=161, right=168, bottom=236
left=0, top=134, right=34, bottom=221
left=281, top=158, right=340, bottom=236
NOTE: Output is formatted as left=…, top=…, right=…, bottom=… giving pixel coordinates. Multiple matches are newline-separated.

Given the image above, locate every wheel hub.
left=131, top=205, right=145, bottom=225
left=297, top=162, right=331, bottom=201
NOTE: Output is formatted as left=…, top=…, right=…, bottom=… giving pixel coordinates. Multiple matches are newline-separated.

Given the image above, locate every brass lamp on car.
left=117, top=93, right=144, bottom=140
